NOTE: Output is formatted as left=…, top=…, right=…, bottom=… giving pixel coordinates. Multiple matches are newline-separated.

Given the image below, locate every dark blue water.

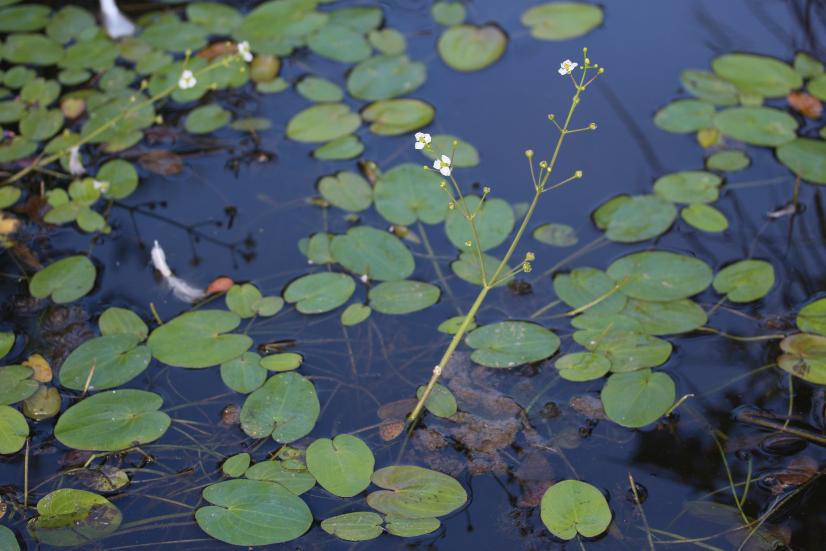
left=4, top=0, right=826, bottom=549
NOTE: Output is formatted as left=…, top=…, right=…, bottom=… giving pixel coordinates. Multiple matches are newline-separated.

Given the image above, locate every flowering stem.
left=408, top=60, right=594, bottom=427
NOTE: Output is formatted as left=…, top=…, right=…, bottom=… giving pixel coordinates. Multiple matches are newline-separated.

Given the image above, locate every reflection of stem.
left=418, top=221, right=460, bottom=314
left=782, top=372, right=793, bottom=431
left=696, top=326, right=785, bottom=341
left=408, top=64, right=592, bottom=426
left=711, top=431, right=750, bottom=525
left=629, top=472, right=655, bottom=551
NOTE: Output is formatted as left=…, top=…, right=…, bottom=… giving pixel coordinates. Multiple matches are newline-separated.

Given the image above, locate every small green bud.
left=525, top=149, right=534, bottom=158
left=575, top=170, right=583, bottom=178
left=525, top=251, right=535, bottom=261
left=548, top=114, right=555, bottom=121
left=465, top=240, right=472, bottom=248
left=483, top=186, right=491, bottom=194
left=589, top=123, right=597, bottom=130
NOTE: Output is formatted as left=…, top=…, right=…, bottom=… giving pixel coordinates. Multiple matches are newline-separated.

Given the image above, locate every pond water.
left=1, top=0, right=826, bottom=549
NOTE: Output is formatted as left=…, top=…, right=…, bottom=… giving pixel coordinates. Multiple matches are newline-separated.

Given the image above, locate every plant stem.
left=408, top=67, right=589, bottom=426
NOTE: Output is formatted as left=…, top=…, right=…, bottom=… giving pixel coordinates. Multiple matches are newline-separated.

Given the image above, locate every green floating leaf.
left=533, top=223, right=577, bottom=247
left=367, top=466, right=467, bottom=519
left=307, top=434, right=375, bottom=497
left=287, top=103, right=361, bottom=143
left=99, top=307, right=148, bottom=340
left=794, top=52, right=824, bottom=78
left=384, top=515, right=440, bottom=537
left=420, top=134, right=480, bottom=167
left=466, top=321, right=560, bottom=368
left=706, top=149, right=750, bottom=172
left=374, top=163, right=446, bottom=224
left=54, top=389, right=171, bottom=451
left=432, top=2, right=466, bottom=26
left=319, top=171, right=373, bottom=212
left=231, top=117, right=272, bottom=132
left=601, top=194, right=676, bottom=243
left=0, top=526, right=18, bottom=551
left=681, top=203, right=729, bottom=233
left=196, top=479, right=312, bottom=546
left=347, top=55, right=426, bottom=101
left=608, top=251, right=713, bottom=302
left=245, top=460, right=316, bottom=495
left=223, top=452, right=251, bottom=478
left=622, top=298, right=707, bottom=335
left=141, top=20, right=208, bottom=52
left=23, top=387, right=61, bottom=421
left=797, top=298, right=826, bottom=335
left=4, top=34, right=62, bottom=65
left=29, top=255, right=96, bottom=304
left=363, top=99, right=435, bottom=136
left=314, top=134, right=364, bottom=160
left=438, top=315, right=477, bottom=335
left=451, top=251, right=509, bottom=288
left=416, top=383, right=457, bottom=417
left=0, top=332, right=14, bottom=359
left=713, top=106, right=797, bottom=146
left=554, top=352, right=611, bottom=382
left=712, top=259, right=775, bottom=303
left=284, top=272, right=356, bottom=314
left=601, top=369, right=675, bottom=427
left=260, top=353, right=303, bottom=372
left=148, top=310, right=252, bottom=368
left=573, top=315, right=672, bottom=372
left=445, top=196, right=515, bottom=251
left=776, top=138, right=826, bottom=185
left=329, top=6, right=383, bottom=33
left=369, top=281, right=440, bottom=315
left=712, top=53, right=801, bottom=97
left=232, top=0, right=326, bottom=56
left=0, top=5, right=50, bottom=32
left=331, top=226, right=415, bottom=281
left=653, top=171, right=722, bottom=204
left=778, top=333, right=826, bottom=385
left=341, top=304, right=372, bottom=326
left=553, top=267, right=627, bottom=315
left=308, top=24, right=371, bottom=63
left=226, top=283, right=263, bottom=318
left=321, top=512, right=383, bottom=542
left=240, top=372, right=319, bottom=443
left=0, top=365, right=37, bottom=405
left=185, top=104, right=231, bottom=134
left=368, top=28, right=406, bottom=55
left=59, top=335, right=151, bottom=391
left=438, top=24, right=507, bottom=72
left=809, top=74, right=826, bottom=101
left=296, top=76, right=344, bottom=102
left=653, top=99, right=715, bottom=133
left=186, top=2, right=243, bottom=34
left=98, top=159, right=139, bottom=200
left=540, top=480, right=611, bottom=540
left=0, top=405, right=28, bottom=454
left=221, top=352, right=267, bottom=394
left=521, top=2, right=603, bottom=40
left=27, top=489, right=121, bottom=547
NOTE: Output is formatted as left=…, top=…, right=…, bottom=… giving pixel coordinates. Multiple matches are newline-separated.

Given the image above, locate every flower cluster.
left=178, top=69, right=197, bottom=90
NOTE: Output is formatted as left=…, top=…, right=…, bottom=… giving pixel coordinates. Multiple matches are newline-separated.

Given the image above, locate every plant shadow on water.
left=1, top=0, right=826, bottom=549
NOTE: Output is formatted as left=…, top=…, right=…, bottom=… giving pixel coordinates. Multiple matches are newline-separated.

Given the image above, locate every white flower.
left=558, top=59, right=578, bottom=75
left=433, top=155, right=452, bottom=177
left=178, top=69, right=197, bottom=90
left=414, top=132, right=431, bottom=150
left=360, top=274, right=369, bottom=284
left=68, top=145, right=85, bottom=176
left=237, top=41, right=253, bottom=62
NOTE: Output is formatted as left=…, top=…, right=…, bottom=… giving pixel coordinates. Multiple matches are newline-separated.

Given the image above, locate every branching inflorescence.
left=408, top=48, right=604, bottom=426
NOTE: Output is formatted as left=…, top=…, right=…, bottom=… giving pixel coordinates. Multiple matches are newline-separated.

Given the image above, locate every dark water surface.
left=4, top=0, right=826, bottom=549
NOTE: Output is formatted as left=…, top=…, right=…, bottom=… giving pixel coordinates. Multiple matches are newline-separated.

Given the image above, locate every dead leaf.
left=207, top=276, right=234, bottom=294
left=139, top=150, right=183, bottom=176
left=379, top=420, right=404, bottom=441
left=23, top=353, right=52, bottom=382
left=787, top=91, right=822, bottom=119
left=197, top=42, right=237, bottom=61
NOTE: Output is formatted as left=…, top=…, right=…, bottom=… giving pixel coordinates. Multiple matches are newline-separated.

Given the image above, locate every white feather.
left=150, top=241, right=207, bottom=303
left=100, top=0, right=136, bottom=39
